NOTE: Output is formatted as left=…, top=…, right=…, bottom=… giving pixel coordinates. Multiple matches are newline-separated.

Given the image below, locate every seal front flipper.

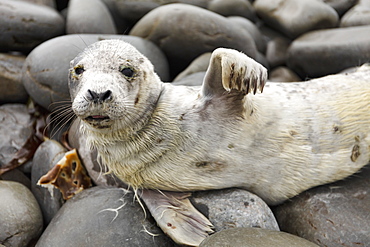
left=201, top=48, right=268, bottom=97
left=140, top=189, right=214, bottom=246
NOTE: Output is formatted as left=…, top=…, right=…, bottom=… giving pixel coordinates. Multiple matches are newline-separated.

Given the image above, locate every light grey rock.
left=269, top=66, right=301, bottom=82
left=173, top=53, right=211, bottom=82
left=19, top=0, right=57, bottom=8
left=208, top=0, right=256, bottom=21
left=171, top=72, right=206, bottom=87
left=0, top=180, right=43, bottom=247
left=36, top=186, right=177, bottom=247
left=200, top=227, right=319, bottom=247
left=0, top=0, right=64, bottom=52
left=130, top=3, right=257, bottom=76
left=191, top=188, right=280, bottom=232
left=66, top=0, right=117, bottom=34
left=22, top=34, right=169, bottom=111
left=31, top=140, right=65, bottom=226
left=0, top=104, right=33, bottom=167
left=0, top=53, right=28, bottom=104
left=273, top=164, right=370, bottom=247
left=287, top=25, right=370, bottom=78
left=340, top=0, right=370, bottom=27
left=254, top=0, right=339, bottom=39
left=265, top=37, right=291, bottom=68
left=0, top=168, right=31, bottom=189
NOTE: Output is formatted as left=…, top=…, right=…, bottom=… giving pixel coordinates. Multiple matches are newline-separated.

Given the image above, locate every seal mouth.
left=85, top=115, right=110, bottom=122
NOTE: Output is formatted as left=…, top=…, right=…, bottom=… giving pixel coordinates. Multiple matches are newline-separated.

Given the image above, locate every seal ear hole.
left=120, top=67, right=134, bottom=77
left=74, top=66, right=85, bottom=75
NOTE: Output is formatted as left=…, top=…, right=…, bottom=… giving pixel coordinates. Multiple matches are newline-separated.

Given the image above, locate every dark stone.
left=31, top=140, right=66, bottom=226
left=287, top=25, right=370, bottom=78
left=0, top=180, right=43, bottom=247
left=66, top=0, right=117, bottom=34
left=191, top=188, right=279, bottom=232
left=0, top=53, right=28, bottom=104
left=273, top=164, right=370, bottom=246
left=200, top=227, right=319, bottom=247
left=266, top=37, right=291, bottom=68
left=22, top=34, right=169, bottom=111
left=130, top=3, right=257, bottom=77
left=208, top=0, right=257, bottom=21
left=254, top=0, right=338, bottom=39
left=0, top=0, right=64, bottom=52
left=340, top=0, right=370, bottom=27
left=269, top=66, right=301, bottom=82
left=323, top=0, right=359, bottom=16
left=36, top=186, right=177, bottom=247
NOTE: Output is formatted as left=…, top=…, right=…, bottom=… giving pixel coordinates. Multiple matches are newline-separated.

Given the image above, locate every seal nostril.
left=86, top=89, right=112, bottom=102
left=101, top=90, right=112, bottom=101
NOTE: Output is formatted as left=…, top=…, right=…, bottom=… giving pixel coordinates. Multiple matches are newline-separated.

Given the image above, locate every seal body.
left=69, top=39, right=370, bottom=205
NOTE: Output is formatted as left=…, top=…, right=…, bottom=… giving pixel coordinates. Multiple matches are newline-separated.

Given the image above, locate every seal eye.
left=120, top=67, right=134, bottom=77
left=75, top=67, right=84, bottom=75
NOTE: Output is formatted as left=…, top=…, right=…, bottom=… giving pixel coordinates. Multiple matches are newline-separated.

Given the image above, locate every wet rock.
left=0, top=0, right=64, bottom=52
left=36, top=186, right=177, bottom=247
left=323, top=0, right=359, bottom=16
left=340, top=0, right=370, bottom=27
left=66, top=0, right=117, bottom=34
left=287, top=25, right=370, bottom=78
left=22, top=34, right=169, bottom=111
left=192, top=188, right=279, bottom=232
left=0, top=104, right=33, bottom=167
left=0, top=180, right=43, bottom=247
left=254, top=0, right=339, bottom=39
left=265, top=37, right=291, bottom=68
left=227, top=16, right=266, bottom=53
left=199, top=227, right=319, bottom=247
left=173, top=53, right=211, bottom=82
left=0, top=53, right=28, bottom=104
left=31, top=140, right=66, bottom=226
left=208, top=0, right=256, bottom=21
left=269, top=66, right=301, bottom=82
left=273, top=164, right=370, bottom=246
left=130, top=3, right=257, bottom=77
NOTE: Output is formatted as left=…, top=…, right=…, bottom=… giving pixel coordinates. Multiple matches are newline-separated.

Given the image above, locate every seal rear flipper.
left=140, top=189, right=214, bottom=246
left=201, top=48, right=267, bottom=97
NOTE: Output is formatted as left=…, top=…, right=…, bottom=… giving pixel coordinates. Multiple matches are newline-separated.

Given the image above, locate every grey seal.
left=68, top=39, right=370, bottom=244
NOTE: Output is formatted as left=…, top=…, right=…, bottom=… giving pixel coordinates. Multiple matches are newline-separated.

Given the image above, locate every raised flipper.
left=140, top=189, right=214, bottom=246
left=202, top=48, right=268, bottom=97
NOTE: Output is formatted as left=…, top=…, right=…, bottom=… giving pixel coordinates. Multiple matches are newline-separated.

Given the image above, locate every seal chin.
left=83, top=115, right=112, bottom=129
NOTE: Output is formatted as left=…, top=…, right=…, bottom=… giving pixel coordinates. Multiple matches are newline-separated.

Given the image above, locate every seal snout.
left=86, top=89, right=112, bottom=103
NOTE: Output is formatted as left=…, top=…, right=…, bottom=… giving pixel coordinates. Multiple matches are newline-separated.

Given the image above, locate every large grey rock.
left=227, top=16, right=266, bottom=53
left=0, top=104, right=32, bottom=167
left=22, top=34, right=169, bottom=111
left=340, top=0, right=370, bottom=27
left=287, top=25, right=370, bottom=78
left=200, top=227, right=319, bottom=247
left=66, top=0, right=117, bottom=34
left=208, top=0, right=256, bottom=21
left=0, top=53, right=28, bottom=104
left=31, top=140, right=65, bottom=226
left=130, top=3, right=257, bottom=76
left=273, top=164, right=370, bottom=246
left=265, top=36, right=291, bottom=68
left=0, top=0, right=64, bottom=52
left=254, top=0, right=339, bottom=39
left=191, top=188, right=280, bottom=232
left=173, top=53, right=211, bottom=82
left=36, top=186, right=177, bottom=247
left=0, top=180, right=43, bottom=247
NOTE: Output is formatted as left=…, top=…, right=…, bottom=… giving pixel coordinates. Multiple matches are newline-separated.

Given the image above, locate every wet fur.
left=69, top=40, right=370, bottom=205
